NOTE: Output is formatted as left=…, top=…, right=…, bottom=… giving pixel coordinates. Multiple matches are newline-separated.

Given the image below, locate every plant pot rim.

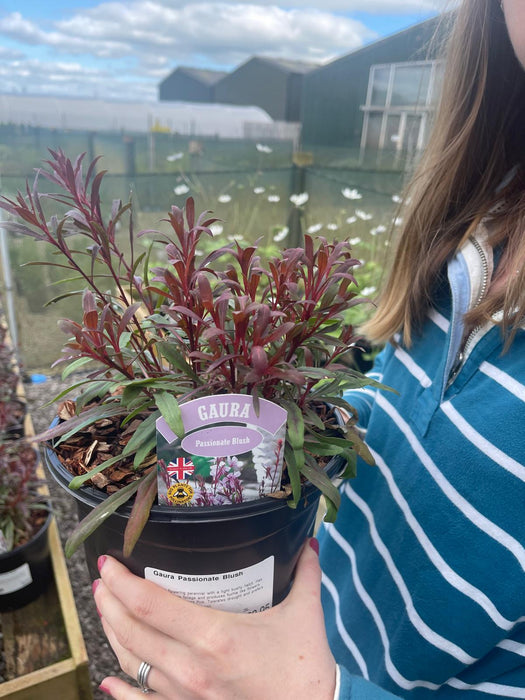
left=0, top=508, right=52, bottom=561
left=43, top=440, right=344, bottom=523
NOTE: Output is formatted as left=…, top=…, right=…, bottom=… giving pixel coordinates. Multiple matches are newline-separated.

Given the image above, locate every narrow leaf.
left=154, top=391, right=184, bottom=438
left=122, top=411, right=158, bottom=457
left=123, top=469, right=157, bottom=557
left=65, top=477, right=142, bottom=557
left=300, top=461, right=341, bottom=510
left=282, top=400, right=304, bottom=451
left=69, top=454, right=127, bottom=489
left=284, top=443, right=302, bottom=504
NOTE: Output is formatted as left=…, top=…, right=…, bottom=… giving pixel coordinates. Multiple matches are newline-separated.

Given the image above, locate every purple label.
left=157, top=394, right=287, bottom=445
left=182, top=426, right=262, bottom=457
left=156, top=394, right=287, bottom=507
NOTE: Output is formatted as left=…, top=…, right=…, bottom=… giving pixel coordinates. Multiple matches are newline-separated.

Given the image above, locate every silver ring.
left=137, top=660, right=153, bottom=693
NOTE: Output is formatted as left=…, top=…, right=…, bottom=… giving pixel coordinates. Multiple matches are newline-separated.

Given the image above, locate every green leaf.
left=61, top=356, right=94, bottom=379
left=133, top=433, right=157, bottom=468
left=339, top=449, right=357, bottom=479
left=121, top=384, right=145, bottom=407
left=322, top=495, right=339, bottom=523
left=35, top=403, right=126, bottom=444
left=154, top=391, right=184, bottom=438
left=156, top=342, right=200, bottom=381
left=120, top=400, right=155, bottom=426
left=123, top=469, right=157, bottom=558
left=122, top=411, right=159, bottom=457
left=300, top=460, right=341, bottom=511
left=281, top=400, right=304, bottom=451
left=284, top=443, right=302, bottom=504
left=75, top=381, right=116, bottom=411
left=69, top=454, right=127, bottom=489
left=65, top=477, right=143, bottom=557
left=345, top=426, right=375, bottom=465
left=309, top=430, right=354, bottom=450
left=303, top=440, right=345, bottom=456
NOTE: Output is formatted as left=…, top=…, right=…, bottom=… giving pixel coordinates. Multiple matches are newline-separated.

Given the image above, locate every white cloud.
left=0, top=1, right=444, bottom=99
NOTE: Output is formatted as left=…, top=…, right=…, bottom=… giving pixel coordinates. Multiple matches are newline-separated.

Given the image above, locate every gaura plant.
left=0, top=150, right=385, bottom=558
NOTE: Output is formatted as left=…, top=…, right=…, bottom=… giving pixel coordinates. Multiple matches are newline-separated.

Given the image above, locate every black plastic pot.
left=0, top=511, right=53, bottom=612
left=43, top=442, right=343, bottom=610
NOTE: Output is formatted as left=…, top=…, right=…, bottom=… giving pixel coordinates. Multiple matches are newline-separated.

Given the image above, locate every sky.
left=0, top=0, right=449, bottom=102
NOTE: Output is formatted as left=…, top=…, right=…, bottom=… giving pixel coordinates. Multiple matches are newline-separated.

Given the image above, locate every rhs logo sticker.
left=156, top=394, right=287, bottom=506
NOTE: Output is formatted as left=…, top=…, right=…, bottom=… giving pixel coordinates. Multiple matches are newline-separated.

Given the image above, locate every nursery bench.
left=0, top=517, right=92, bottom=699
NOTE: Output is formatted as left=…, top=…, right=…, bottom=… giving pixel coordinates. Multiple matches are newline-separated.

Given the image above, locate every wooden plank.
left=1, top=578, right=70, bottom=680
left=0, top=401, right=93, bottom=698
left=0, top=658, right=82, bottom=700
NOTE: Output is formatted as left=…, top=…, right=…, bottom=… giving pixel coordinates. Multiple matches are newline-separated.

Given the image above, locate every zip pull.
left=447, top=350, right=464, bottom=388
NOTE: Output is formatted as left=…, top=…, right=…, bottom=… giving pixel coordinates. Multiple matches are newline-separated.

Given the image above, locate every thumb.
left=287, top=537, right=322, bottom=604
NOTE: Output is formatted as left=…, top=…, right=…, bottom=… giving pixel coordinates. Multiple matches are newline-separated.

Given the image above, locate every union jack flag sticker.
left=166, top=457, right=195, bottom=480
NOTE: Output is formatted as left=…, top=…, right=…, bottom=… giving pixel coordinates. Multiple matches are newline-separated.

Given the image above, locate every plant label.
left=156, top=394, right=287, bottom=506
left=0, top=562, right=32, bottom=595
left=145, top=556, right=274, bottom=613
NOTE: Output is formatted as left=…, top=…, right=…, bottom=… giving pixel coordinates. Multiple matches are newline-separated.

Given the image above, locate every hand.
left=93, top=538, right=336, bottom=699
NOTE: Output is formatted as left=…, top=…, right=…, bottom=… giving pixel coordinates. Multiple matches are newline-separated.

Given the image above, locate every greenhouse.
left=0, top=94, right=273, bottom=138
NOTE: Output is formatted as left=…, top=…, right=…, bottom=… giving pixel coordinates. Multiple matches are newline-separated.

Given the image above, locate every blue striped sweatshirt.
left=319, top=223, right=525, bottom=699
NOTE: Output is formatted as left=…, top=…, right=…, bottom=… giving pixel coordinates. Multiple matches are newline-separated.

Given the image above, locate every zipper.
left=446, top=236, right=489, bottom=388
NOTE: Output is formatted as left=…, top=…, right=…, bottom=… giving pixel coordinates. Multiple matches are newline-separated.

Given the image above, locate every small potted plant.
left=0, top=150, right=385, bottom=612
left=0, top=322, right=52, bottom=611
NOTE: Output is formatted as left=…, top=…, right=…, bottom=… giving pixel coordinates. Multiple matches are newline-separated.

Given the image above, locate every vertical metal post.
left=0, top=210, right=19, bottom=358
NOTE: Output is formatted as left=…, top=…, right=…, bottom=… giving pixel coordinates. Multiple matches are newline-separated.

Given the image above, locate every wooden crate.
left=0, top=402, right=92, bottom=699
left=0, top=515, right=92, bottom=699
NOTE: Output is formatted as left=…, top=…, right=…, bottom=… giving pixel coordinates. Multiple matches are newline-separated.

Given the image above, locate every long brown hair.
left=363, top=0, right=525, bottom=347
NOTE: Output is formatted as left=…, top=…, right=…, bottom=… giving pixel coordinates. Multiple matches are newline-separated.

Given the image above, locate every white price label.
left=145, top=556, right=274, bottom=613
left=0, top=563, right=32, bottom=594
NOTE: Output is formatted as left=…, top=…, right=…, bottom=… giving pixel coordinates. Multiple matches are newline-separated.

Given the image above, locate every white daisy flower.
left=307, top=223, right=323, bottom=234
left=362, top=286, right=377, bottom=296
left=209, top=223, right=223, bottom=237
left=346, top=216, right=357, bottom=224
left=173, top=184, right=190, bottom=195
left=394, top=217, right=404, bottom=226
left=392, top=194, right=402, bottom=203
left=273, top=227, right=289, bottom=242
left=267, top=195, right=280, bottom=203
left=370, top=225, right=387, bottom=236
left=327, top=223, right=339, bottom=231
left=253, top=187, right=266, bottom=194
left=342, top=188, right=362, bottom=200
left=256, top=143, right=273, bottom=153
left=290, top=192, right=309, bottom=207
left=349, top=237, right=361, bottom=245
left=356, top=209, right=373, bottom=221
left=218, top=194, right=232, bottom=203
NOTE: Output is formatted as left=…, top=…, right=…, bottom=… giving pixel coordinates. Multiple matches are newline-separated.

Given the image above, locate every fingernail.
left=92, top=578, right=100, bottom=595
left=98, top=682, right=112, bottom=696
left=309, top=537, right=319, bottom=555
left=97, top=555, right=107, bottom=572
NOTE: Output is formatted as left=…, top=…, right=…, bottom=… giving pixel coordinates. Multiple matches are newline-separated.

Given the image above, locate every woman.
left=93, top=1, right=525, bottom=697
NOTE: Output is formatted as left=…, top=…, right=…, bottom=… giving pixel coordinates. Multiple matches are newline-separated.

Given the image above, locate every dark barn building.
left=300, top=17, right=446, bottom=160
left=214, top=56, right=317, bottom=122
left=159, top=67, right=227, bottom=103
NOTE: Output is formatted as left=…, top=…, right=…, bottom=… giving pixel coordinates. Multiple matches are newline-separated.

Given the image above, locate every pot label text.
left=145, top=556, right=274, bottom=613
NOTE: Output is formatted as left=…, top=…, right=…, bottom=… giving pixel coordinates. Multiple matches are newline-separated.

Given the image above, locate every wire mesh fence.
left=0, top=127, right=407, bottom=371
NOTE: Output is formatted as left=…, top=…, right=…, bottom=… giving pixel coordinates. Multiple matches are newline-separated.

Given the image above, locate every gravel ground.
left=24, top=374, right=125, bottom=700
